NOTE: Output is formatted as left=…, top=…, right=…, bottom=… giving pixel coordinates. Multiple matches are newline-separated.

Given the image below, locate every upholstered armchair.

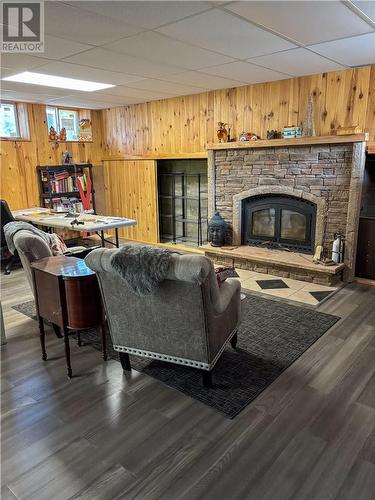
left=12, top=229, right=95, bottom=340
left=11, top=230, right=91, bottom=294
left=1, top=199, right=17, bottom=275
left=85, top=248, right=241, bottom=387
left=13, top=230, right=53, bottom=295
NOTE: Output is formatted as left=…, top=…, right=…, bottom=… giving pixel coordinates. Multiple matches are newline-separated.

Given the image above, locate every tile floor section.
left=235, top=269, right=338, bottom=306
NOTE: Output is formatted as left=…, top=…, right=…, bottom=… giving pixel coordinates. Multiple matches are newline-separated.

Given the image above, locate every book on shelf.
left=40, top=170, right=87, bottom=194
left=43, top=196, right=83, bottom=212
left=38, top=164, right=95, bottom=217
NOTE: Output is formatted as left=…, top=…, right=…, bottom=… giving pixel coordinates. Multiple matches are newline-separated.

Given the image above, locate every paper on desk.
left=38, top=215, right=67, bottom=220
left=104, top=217, right=127, bottom=221
left=20, top=210, right=49, bottom=216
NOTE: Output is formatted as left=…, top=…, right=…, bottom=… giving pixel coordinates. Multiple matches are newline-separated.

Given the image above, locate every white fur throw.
left=110, top=245, right=178, bottom=296
left=4, top=221, right=52, bottom=254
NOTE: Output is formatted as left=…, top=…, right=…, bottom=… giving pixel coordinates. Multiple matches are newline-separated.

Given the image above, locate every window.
left=0, top=102, right=20, bottom=138
left=46, top=106, right=79, bottom=141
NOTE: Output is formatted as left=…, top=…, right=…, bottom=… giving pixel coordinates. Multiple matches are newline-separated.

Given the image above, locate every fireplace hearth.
left=242, top=194, right=316, bottom=253
left=206, top=135, right=367, bottom=282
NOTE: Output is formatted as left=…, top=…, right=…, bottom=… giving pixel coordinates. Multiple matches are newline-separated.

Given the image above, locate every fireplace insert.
left=242, top=195, right=316, bottom=253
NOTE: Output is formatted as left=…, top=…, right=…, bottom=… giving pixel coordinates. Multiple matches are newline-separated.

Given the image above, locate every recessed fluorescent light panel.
left=2, top=72, right=115, bottom=92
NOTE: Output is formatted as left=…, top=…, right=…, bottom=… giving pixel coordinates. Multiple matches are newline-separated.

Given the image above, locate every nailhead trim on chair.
left=113, top=345, right=210, bottom=369
left=113, top=325, right=239, bottom=372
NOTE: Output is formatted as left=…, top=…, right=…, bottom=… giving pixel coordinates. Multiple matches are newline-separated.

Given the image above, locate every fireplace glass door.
left=280, top=210, right=307, bottom=241
left=252, top=208, right=275, bottom=237
left=243, top=195, right=316, bottom=252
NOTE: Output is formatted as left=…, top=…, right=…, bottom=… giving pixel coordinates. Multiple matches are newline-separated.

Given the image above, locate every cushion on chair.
left=50, top=233, right=68, bottom=255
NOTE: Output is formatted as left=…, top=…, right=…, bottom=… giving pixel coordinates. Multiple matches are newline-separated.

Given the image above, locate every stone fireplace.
left=206, top=136, right=367, bottom=283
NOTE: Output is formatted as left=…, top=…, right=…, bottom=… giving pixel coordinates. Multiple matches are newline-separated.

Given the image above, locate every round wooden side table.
left=31, top=255, right=106, bottom=378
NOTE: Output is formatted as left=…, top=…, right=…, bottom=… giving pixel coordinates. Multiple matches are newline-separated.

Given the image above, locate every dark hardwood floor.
left=1, top=268, right=375, bottom=500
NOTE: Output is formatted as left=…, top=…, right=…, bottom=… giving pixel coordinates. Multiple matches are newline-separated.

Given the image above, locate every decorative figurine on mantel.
left=267, top=129, right=279, bottom=140
left=282, top=126, right=302, bottom=139
left=59, top=127, right=67, bottom=141
left=208, top=211, right=228, bottom=247
left=239, top=131, right=259, bottom=141
left=217, top=122, right=228, bottom=143
left=49, top=126, right=57, bottom=141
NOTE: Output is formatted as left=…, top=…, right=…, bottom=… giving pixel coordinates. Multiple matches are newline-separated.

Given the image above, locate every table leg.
left=115, top=228, right=119, bottom=248
left=77, top=331, right=82, bottom=347
left=52, top=323, right=63, bottom=338
left=39, top=317, right=47, bottom=361
left=63, top=328, right=73, bottom=379
left=101, top=322, right=107, bottom=361
left=101, top=230, right=105, bottom=247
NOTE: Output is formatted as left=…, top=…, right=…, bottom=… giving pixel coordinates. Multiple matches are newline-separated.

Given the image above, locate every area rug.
left=13, top=297, right=340, bottom=418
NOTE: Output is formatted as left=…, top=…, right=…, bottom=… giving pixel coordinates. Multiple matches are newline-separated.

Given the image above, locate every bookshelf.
left=37, top=163, right=96, bottom=213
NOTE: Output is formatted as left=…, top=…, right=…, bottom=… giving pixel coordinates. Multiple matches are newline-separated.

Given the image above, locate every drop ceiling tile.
left=123, top=78, right=207, bottom=96
left=45, top=96, right=117, bottom=109
left=65, top=48, right=187, bottom=78
left=0, top=53, right=50, bottom=71
left=158, top=8, right=296, bottom=59
left=203, top=61, right=291, bottom=83
left=249, top=48, right=346, bottom=76
left=310, top=33, right=375, bottom=67
left=353, top=1, right=375, bottom=22
left=165, top=71, right=246, bottom=89
left=34, top=35, right=92, bottom=60
left=96, top=85, right=170, bottom=100
left=225, top=1, right=373, bottom=45
left=0, top=90, right=65, bottom=103
left=72, top=92, right=142, bottom=105
left=0, top=67, right=12, bottom=79
left=104, top=31, right=235, bottom=70
left=68, top=1, right=213, bottom=29
left=44, top=2, right=143, bottom=45
left=30, top=61, right=145, bottom=86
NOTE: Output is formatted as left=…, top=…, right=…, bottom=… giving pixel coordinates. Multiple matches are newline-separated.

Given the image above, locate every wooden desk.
left=13, top=208, right=137, bottom=247
left=31, top=256, right=106, bottom=378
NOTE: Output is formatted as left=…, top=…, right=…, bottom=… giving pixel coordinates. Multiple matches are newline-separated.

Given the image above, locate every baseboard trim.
left=354, top=277, right=375, bottom=287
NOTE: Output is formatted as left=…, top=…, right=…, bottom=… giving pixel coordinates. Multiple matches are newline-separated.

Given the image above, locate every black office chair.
left=1, top=199, right=18, bottom=275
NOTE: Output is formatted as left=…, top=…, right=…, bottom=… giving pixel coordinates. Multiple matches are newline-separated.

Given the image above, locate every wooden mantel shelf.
left=207, top=134, right=368, bottom=150
left=102, top=151, right=208, bottom=161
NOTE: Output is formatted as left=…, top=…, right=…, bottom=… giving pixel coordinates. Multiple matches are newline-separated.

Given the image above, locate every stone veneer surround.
left=207, top=139, right=366, bottom=281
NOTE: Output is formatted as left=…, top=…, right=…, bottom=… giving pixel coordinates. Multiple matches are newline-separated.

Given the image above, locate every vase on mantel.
left=217, top=122, right=228, bottom=143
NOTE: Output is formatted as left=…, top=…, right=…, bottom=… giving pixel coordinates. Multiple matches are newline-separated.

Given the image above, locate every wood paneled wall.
left=1, top=66, right=374, bottom=245
left=0, top=103, right=104, bottom=210
left=103, top=159, right=158, bottom=243
left=101, top=66, right=375, bottom=157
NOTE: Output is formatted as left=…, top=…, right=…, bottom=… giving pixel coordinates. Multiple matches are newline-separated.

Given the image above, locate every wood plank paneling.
left=365, top=66, right=375, bottom=147
left=103, top=159, right=158, bottom=243
left=0, top=103, right=103, bottom=210
left=101, top=66, right=374, bottom=157
left=1, top=66, right=374, bottom=236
